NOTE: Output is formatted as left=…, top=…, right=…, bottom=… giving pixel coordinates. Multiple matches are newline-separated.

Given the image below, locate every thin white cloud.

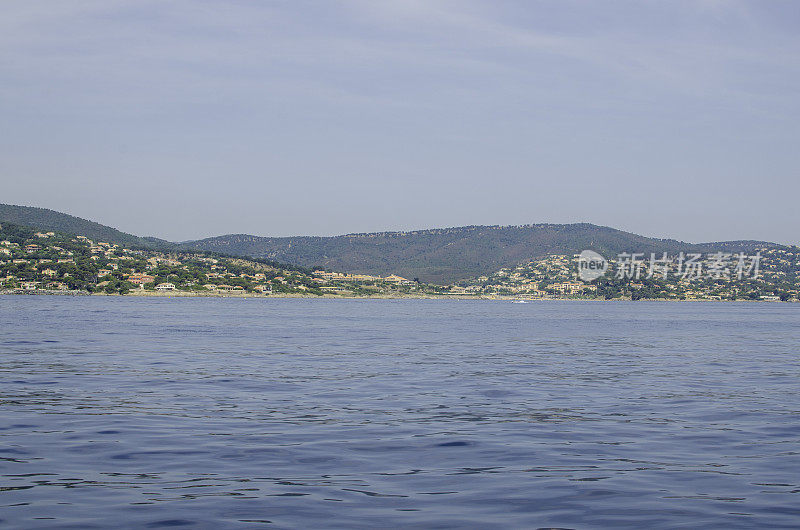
left=2, top=0, right=797, bottom=113
left=1, top=1, right=799, bottom=243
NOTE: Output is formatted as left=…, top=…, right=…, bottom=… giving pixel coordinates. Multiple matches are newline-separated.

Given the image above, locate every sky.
left=1, top=1, right=799, bottom=244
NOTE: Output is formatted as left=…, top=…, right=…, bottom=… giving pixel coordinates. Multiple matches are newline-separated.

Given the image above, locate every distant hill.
left=179, top=225, right=782, bottom=284
left=2, top=204, right=781, bottom=284
left=0, top=204, right=171, bottom=250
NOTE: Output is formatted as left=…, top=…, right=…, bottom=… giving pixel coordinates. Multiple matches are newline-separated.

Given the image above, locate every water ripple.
left=1, top=297, right=798, bottom=528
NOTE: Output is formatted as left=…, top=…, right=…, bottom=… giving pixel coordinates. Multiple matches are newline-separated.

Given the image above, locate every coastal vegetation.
left=0, top=223, right=435, bottom=297
left=178, top=224, right=778, bottom=284
left=453, top=252, right=800, bottom=301
left=1, top=206, right=797, bottom=301
left=0, top=203, right=171, bottom=250
left=2, top=203, right=779, bottom=285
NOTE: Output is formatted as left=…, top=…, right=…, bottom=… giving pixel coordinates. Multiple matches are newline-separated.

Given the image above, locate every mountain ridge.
left=0, top=203, right=783, bottom=284
left=177, top=224, right=780, bottom=283
left=0, top=203, right=171, bottom=250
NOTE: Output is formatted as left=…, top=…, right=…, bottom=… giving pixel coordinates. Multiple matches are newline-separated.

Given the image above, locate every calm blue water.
left=1, top=296, right=798, bottom=528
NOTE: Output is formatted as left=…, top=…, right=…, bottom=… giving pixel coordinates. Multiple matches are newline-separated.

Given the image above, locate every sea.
left=1, top=296, right=798, bottom=528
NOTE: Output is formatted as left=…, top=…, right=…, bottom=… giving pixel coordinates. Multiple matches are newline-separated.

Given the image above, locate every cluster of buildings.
left=454, top=250, right=800, bottom=301
left=450, top=255, right=597, bottom=298
left=311, top=271, right=416, bottom=285
left=4, top=224, right=798, bottom=301
left=0, top=228, right=425, bottom=296
left=2, top=236, right=75, bottom=291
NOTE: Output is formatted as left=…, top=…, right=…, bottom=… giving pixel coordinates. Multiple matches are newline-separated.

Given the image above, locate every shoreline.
left=1, top=289, right=795, bottom=302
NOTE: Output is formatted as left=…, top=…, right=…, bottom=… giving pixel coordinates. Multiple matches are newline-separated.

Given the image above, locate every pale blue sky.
left=1, top=1, right=798, bottom=244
